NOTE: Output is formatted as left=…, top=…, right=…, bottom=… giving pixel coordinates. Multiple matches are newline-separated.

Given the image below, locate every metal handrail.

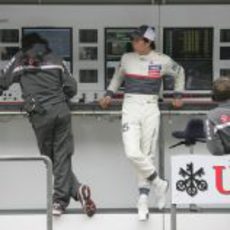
left=0, top=155, right=53, bottom=230
left=0, top=110, right=209, bottom=116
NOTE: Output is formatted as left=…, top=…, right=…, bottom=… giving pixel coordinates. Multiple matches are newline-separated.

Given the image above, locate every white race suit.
left=106, top=51, right=185, bottom=189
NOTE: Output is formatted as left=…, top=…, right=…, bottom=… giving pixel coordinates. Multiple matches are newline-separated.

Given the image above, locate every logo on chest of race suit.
left=148, top=63, right=161, bottom=79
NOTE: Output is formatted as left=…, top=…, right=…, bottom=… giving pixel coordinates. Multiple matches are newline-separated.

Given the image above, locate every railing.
left=0, top=155, right=53, bottom=230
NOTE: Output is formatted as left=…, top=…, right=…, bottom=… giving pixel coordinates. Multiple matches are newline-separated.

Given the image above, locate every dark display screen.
left=22, top=27, right=72, bottom=71
left=164, top=28, right=213, bottom=90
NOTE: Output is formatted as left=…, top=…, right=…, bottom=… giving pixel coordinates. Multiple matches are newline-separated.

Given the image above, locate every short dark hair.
left=212, top=77, right=230, bottom=102
left=21, top=33, right=50, bottom=51
left=143, top=38, right=156, bottom=50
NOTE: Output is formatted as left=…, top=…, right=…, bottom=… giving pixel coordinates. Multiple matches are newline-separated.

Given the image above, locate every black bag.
left=24, top=95, right=46, bottom=115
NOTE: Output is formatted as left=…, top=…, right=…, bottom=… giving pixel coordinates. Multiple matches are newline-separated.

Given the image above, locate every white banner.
left=171, top=155, right=230, bottom=204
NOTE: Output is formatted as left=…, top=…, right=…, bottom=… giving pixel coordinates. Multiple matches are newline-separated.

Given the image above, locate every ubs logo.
left=176, top=163, right=230, bottom=196
left=176, top=163, right=208, bottom=197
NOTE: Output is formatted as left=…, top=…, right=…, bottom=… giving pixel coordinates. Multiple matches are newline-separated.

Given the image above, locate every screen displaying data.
left=163, top=28, right=213, bottom=90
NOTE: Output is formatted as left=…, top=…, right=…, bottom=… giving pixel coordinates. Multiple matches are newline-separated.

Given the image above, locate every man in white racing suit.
left=99, top=25, right=184, bottom=221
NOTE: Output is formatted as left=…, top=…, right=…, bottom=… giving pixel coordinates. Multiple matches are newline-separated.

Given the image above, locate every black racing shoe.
left=52, top=202, right=65, bottom=216
left=77, top=185, right=97, bottom=217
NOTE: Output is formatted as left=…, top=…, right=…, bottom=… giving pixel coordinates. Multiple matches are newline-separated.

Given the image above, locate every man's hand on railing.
left=172, top=98, right=184, bottom=109
left=98, top=96, right=112, bottom=109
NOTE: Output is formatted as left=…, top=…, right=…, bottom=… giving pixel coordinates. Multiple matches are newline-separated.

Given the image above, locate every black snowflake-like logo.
left=176, top=162, right=208, bottom=197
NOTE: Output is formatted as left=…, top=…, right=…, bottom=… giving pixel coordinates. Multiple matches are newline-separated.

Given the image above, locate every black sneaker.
left=52, top=202, right=65, bottom=216
left=77, top=185, right=97, bottom=217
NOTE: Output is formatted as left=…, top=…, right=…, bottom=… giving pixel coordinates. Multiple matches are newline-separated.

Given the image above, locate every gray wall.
left=0, top=114, right=211, bottom=210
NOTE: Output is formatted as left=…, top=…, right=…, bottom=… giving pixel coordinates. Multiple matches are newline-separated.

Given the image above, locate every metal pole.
left=159, top=114, right=165, bottom=178
left=171, top=203, right=177, bottom=230
left=0, top=155, right=53, bottom=230
left=43, top=156, right=53, bottom=230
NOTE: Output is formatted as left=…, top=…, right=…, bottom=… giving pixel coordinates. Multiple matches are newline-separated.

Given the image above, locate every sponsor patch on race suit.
left=148, top=63, right=161, bottom=79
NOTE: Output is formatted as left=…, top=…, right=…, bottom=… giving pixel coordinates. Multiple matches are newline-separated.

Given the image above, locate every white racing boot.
left=153, top=179, right=169, bottom=210
left=137, top=194, right=149, bottom=221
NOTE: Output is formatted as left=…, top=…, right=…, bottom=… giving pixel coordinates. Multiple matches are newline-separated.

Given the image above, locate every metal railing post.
left=0, top=155, right=53, bottom=230
left=171, top=203, right=177, bottom=230
left=42, top=156, right=53, bottom=230
left=159, top=114, right=165, bottom=178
